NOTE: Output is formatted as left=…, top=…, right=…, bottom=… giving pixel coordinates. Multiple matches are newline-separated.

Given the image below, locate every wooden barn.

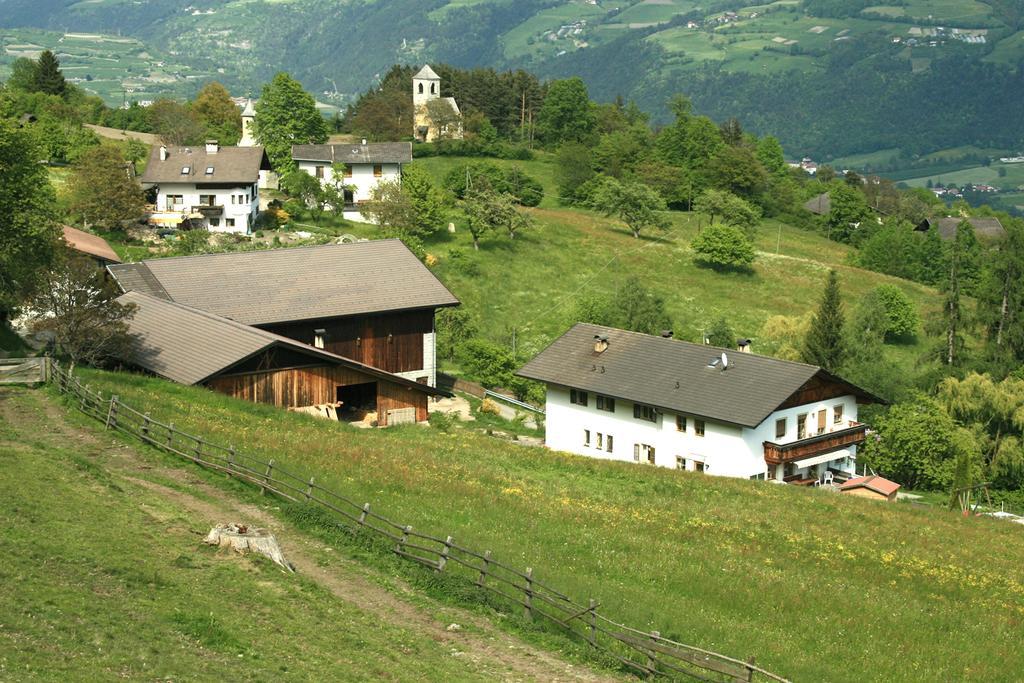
left=107, top=240, right=459, bottom=387
left=117, top=291, right=443, bottom=426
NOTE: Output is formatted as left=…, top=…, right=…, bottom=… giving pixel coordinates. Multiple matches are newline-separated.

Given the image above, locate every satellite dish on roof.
left=721, top=352, right=729, bottom=370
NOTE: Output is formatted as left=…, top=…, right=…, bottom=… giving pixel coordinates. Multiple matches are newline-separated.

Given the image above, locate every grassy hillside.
left=0, top=386, right=605, bottom=680
left=70, top=367, right=1024, bottom=682
left=400, top=155, right=943, bottom=377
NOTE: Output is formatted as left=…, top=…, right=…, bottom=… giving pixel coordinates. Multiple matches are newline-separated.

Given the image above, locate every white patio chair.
left=822, top=471, right=834, bottom=487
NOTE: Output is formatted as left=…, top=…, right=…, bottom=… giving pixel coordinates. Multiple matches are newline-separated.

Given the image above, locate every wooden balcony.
left=192, top=204, right=224, bottom=217
left=763, top=422, right=868, bottom=465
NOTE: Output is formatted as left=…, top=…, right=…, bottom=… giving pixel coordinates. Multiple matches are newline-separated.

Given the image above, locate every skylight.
left=181, top=166, right=191, bottom=175
left=205, top=166, right=214, bottom=175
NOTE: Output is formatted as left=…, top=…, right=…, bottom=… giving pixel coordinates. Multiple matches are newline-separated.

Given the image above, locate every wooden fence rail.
left=0, top=357, right=50, bottom=385
left=50, top=364, right=789, bottom=683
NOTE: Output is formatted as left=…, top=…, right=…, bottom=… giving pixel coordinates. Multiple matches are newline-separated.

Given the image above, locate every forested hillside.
left=4, top=0, right=1024, bottom=160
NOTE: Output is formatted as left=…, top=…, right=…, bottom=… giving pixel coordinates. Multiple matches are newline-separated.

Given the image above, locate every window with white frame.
left=606, top=434, right=613, bottom=453
left=675, top=455, right=686, bottom=470
left=570, top=389, right=588, bottom=406
left=834, top=404, right=844, bottom=424
left=694, top=419, right=705, bottom=437
left=583, top=429, right=590, bottom=447
left=676, top=415, right=687, bottom=432
left=596, top=433, right=603, bottom=449
left=596, top=395, right=615, bottom=412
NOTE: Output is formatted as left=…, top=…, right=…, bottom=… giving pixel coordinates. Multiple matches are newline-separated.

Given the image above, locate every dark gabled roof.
left=62, top=225, right=121, bottom=263
left=108, top=240, right=459, bottom=326
left=140, top=145, right=269, bottom=185
left=291, top=142, right=413, bottom=165
left=921, top=217, right=1006, bottom=241
left=117, top=291, right=445, bottom=396
left=517, top=323, right=879, bottom=428
left=803, top=192, right=831, bottom=216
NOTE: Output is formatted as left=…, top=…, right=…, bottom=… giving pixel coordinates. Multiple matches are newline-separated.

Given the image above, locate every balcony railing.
left=191, top=204, right=224, bottom=217
left=763, top=422, right=868, bottom=465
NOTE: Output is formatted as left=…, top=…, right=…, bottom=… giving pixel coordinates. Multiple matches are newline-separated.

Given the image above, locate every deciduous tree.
left=535, top=77, right=596, bottom=147
left=27, top=255, right=136, bottom=367
left=192, top=82, right=242, bottom=145
left=0, top=119, right=60, bottom=316
left=254, top=72, right=328, bottom=174
left=588, top=176, right=668, bottom=239
left=691, top=223, right=756, bottom=270
left=66, top=145, right=146, bottom=231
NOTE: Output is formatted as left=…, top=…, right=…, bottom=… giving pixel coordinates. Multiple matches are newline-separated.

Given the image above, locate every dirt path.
left=1, top=388, right=621, bottom=683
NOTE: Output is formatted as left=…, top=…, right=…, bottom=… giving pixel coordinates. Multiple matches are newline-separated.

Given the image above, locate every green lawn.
left=71, top=366, right=1024, bottom=682
left=0, top=387, right=519, bottom=681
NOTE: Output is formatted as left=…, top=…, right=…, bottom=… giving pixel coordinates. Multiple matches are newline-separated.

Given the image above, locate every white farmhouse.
left=141, top=141, right=270, bottom=234
left=292, top=141, right=412, bottom=222
left=518, top=323, right=883, bottom=484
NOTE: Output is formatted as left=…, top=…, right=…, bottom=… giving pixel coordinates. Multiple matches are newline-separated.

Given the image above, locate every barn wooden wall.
left=262, top=310, right=432, bottom=375
left=206, top=365, right=428, bottom=426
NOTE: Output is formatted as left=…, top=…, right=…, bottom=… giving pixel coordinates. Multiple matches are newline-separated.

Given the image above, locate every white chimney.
left=361, top=138, right=367, bottom=146
left=205, top=140, right=219, bottom=154
left=159, top=145, right=167, bottom=161
left=737, top=338, right=752, bottom=353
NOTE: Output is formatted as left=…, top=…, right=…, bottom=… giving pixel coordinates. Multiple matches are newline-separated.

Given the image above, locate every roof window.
left=181, top=166, right=191, bottom=175
left=205, top=166, right=214, bottom=175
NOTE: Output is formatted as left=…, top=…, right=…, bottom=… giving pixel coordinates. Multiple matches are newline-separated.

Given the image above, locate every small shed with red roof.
left=839, top=475, right=900, bottom=502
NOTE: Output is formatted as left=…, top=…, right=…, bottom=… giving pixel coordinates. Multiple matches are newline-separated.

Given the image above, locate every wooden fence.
left=0, top=357, right=50, bottom=385
left=51, top=363, right=789, bottom=683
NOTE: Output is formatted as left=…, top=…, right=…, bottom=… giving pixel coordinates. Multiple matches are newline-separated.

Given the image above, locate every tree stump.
left=203, top=523, right=294, bottom=572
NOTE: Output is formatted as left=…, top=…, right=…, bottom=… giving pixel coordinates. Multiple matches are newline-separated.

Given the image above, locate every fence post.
left=261, top=460, right=274, bottom=496
left=647, top=630, right=660, bottom=679
left=524, top=567, right=534, bottom=621
left=166, top=423, right=175, bottom=450
left=226, top=447, right=235, bottom=479
left=358, top=503, right=370, bottom=528
left=437, top=536, right=453, bottom=572
left=141, top=413, right=151, bottom=441
left=193, top=436, right=203, bottom=462
left=396, top=525, right=411, bottom=555
left=305, top=477, right=315, bottom=500
left=105, top=396, right=119, bottom=430
left=745, top=656, right=756, bottom=683
left=588, top=599, right=597, bottom=646
left=476, top=550, right=492, bottom=587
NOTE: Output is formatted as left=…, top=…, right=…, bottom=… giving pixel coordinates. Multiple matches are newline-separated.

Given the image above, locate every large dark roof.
left=803, top=192, right=831, bottom=216
left=924, top=217, right=1005, bottom=241
left=518, top=323, right=878, bottom=428
left=118, top=291, right=444, bottom=395
left=292, top=142, right=412, bottom=165
left=140, top=145, right=269, bottom=185
left=108, top=240, right=459, bottom=326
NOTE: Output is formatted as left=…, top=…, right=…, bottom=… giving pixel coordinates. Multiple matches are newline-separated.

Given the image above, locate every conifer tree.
left=35, top=50, right=66, bottom=97
left=941, top=222, right=972, bottom=366
left=803, top=269, right=845, bottom=371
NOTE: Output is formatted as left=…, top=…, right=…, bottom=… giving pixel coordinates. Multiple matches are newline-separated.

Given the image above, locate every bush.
left=427, top=410, right=457, bottom=432
left=872, top=284, right=919, bottom=339
left=691, top=223, right=756, bottom=270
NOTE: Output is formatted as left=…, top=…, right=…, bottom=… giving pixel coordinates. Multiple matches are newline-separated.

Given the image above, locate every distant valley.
left=3, top=0, right=1023, bottom=178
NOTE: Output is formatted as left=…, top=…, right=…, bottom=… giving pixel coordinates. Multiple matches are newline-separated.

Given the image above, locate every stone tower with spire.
left=239, top=98, right=256, bottom=147
left=412, top=65, right=462, bottom=143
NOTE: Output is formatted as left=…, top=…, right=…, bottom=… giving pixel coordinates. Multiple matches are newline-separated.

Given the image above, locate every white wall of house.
left=156, top=182, right=258, bottom=234
left=543, top=385, right=860, bottom=480
left=297, top=160, right=402, bottom=204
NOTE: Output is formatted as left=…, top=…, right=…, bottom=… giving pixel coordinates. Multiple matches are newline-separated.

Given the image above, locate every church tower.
left=239, top=98, right=256, bottom=147
left=413, top=64, right=440, bottom=109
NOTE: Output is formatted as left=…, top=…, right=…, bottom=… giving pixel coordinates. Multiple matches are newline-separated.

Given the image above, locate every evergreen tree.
left=979, top=219, right=1024, bottom=369
left=535, top=77, right=596, bottom=147
left=803, top=270, right=845, bottom=371
left=254, top=72, right=328, bottom=174
left=706, top=317, right=735, bottom=348
left=941, top=222, right=972, bottom=366
left=34, top=50, right=66, bottom=97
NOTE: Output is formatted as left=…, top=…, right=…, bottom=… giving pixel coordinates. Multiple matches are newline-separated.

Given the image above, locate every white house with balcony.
left=517, top=323, right=883, bottom=484
left=141, top=141, right=270, bottom=234
left=292, top=141, right=412, bottom=222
